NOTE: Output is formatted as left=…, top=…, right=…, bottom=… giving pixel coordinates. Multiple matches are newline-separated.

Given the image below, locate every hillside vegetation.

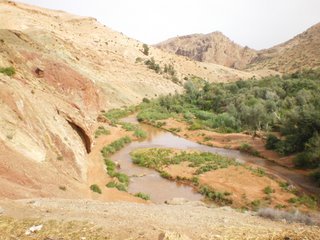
left=137, top=69, right=320, bottom=185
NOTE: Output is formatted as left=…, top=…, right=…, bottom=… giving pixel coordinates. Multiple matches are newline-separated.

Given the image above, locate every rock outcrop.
left=156, top=32, right=257, bottom=69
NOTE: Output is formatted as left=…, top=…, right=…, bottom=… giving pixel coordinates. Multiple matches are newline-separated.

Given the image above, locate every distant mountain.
left=248, top=23, right=320, bottom=73
left=156, top=23, right=320, bottom=73
left=155, top=32, right=257, bottom=69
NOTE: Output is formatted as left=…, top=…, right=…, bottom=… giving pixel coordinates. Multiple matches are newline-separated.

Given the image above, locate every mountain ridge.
left=156, top=22, right=320, bottom=73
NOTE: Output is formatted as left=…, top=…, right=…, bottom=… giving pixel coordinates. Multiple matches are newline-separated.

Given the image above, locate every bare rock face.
left=156, top=32, right=258, bottom=69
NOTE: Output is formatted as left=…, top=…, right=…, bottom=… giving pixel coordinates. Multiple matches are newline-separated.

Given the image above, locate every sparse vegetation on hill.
left=90, top=184, right=102, bottom=194
left=142, top=43, right=149, bottom=56
left=94, top=126, right=110, bottom=138
left=0, top=66, right=15, bottom=76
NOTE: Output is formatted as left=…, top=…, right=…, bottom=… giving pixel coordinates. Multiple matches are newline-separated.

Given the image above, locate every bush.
left=120, top=122, right=137, bottom=131
left=101, top=136, right=131, bottom=157
left=199, top=185, right=233, bottom=205
left=145, top=57, right=161, bottom=73
left=258, top=208, right=317, bottom=225
left=134, top=129, right=147, bottom=139
left=288, top=195, right=317, bottom=209
left=294, top=152, right=315, bottom=168
left=265, top=134, right=280, bottom=150
left=106, top=181, right=127, bottom=192
left=0, top=67, right=15, bottom=76
left=135, top=57, right=143, bottom=63
left=239, top=143, right=260, bottom=156
left=94, top=126, right=110, bottom=138
left=263, top=186, right=274, bottom=195
left=251, top=199, right=261, bottom=210
left=142, top=97, right=150, bottom=103
left=142, top=44, right=149, bottom=55
left=104, top=107, right=136, bottom=122
left=134, top=192, right=150, bottom=200
left=310, top=169, right=320, bottom=187
left=90, top=184, right=102, bottom=194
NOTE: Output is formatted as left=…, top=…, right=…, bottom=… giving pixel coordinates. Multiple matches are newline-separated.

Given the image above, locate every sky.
left=17, top=0, right=320, bottom=50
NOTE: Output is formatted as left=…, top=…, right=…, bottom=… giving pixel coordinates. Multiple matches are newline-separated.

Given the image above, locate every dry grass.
left=0, top=216, right=110, bottom=240
left=258, top=208, right=320, bottom=226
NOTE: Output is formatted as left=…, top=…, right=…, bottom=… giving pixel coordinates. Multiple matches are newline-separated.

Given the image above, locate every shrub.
left=159, top=171, right=172, bottom=179
left=279, top=181, right=290, bottom=191
left=239, top=143, right=260, bottom=156
left=191, top=176, right=200, bottom=186
left=265, top=134, right=280, bottom=150
left=145, top=57, right=161, bottom=73
left=199, top=185, right=233, bottom=205
left=142, top=97, right=150, bottom=103
left=310, top=169, right=320, bottom=187
left=135, top=57, right=143, bottom=63
left=263, top=186, right=274, bottom=195
left=134, top=129, right=147, bottom=139
left=251, top=199, right=261, bottom=210
left=94, top=126, right=110, bottom=138
left=90, top=184, right=102, bottom=194
left=104, top=158, right=116, bottom=175
left=104, top=107, right=136, bottom=122
left=142, top=44, right=149, bottom=55
left=288, top=195, right=317, bottom=209
left=114, top=172, right=129, bottom=185
left=120, top=122, right=137, bottom=131
left=258, top=208, right=317, bottom=225
left=106, top=181, right=127, bottom=192
left=0, top=67, right=15, bottom=76
left=137, top=107, right=171, bottom=122
left=251, top=167, right=266, bottom=177
left=101, top=136, right=131, bottom=157
left=163, top=64, right=176, bottom=76
left=134, top=192, right=150, bottom=200
left=59, top=186, right=66, bottom=191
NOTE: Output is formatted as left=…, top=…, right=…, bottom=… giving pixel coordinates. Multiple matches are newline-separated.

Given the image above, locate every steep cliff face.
left=156, top=32, right=258, bottom=69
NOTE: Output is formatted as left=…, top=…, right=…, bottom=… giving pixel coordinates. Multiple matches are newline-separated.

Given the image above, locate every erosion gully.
left=109, top=116, right=319, bottom=203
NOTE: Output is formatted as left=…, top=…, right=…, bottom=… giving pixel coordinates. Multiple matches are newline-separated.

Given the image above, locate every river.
left=110, top=116, right=319, bottom=203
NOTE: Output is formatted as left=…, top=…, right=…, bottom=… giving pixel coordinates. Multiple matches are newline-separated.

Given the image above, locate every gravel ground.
left=0, top=198, right=319, bottom=239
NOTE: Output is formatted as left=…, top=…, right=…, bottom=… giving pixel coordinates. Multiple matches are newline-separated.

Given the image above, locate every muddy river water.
left=110, top=116, right=319, bottom=203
